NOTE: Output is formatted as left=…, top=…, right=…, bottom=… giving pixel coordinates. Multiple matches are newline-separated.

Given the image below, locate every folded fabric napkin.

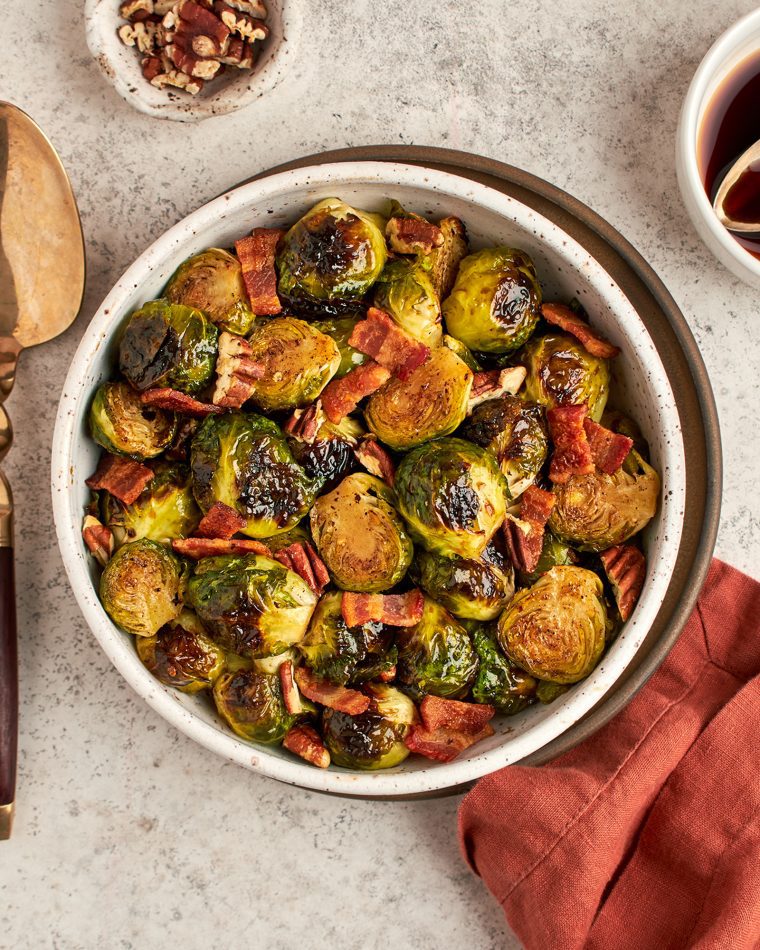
left=459, top=559, right=760, bottom=950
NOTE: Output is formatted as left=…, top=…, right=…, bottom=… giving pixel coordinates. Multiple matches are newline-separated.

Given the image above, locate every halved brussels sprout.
left=312, top=316, right=369, bottom=378
left=443, top=334, right=482, bottom=372
left=548, top=450, right=660, bottom=552
left=187, top=553, right=317, bottom=658
left=322, top=683, right=417, bottom=770
left=497, top=566, right=608, bottom=684
left=309, top=473, right=413, bottom=592
left=164, top=248, right=255, bottom=336
left=101, top=464, right=200, bottom=547
left=119, top=299, right=218, bottom=394
left=520, top=332, right=610, bottom=421
left=423, top=215, right=469, bottom=300
left=412, top=539, right=515, bottom=621
left=396, top=597, right=478, bottom=698
left=100, top=538, right=184, bottom=637
left=136, top=609, right=225, bottom=693
left=373, top=258, right=442, bottom=348
left=213, top=668, right=300, bottom=744
left=243, top=317, right=341, bottom=411
left=276, top=198, right=387, bottom=312
left=89, top=380, right=176, bottom=460
left=460, top=395, right=548, bottom=500
left=364, top=346, right=473, bottom=451
left=442, top=247, right=542, bottom=353
left=519, top=532, right=577, bottom=585
left=191, top=412, right=316, bottom=538
left=471, top=626, right=537, bottom=714
left=394, top=438, right=507, bottom=560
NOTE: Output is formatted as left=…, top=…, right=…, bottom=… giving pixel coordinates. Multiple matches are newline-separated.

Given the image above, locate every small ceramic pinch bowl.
left=52, top=161, right=686, bottom=797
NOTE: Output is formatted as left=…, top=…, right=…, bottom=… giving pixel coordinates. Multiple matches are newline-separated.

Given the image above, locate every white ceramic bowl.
left=52, top=162, right=686, bottom=796
left=676, top=8, right=760, bottom=287
left=85, top=0, right=300, bottom=121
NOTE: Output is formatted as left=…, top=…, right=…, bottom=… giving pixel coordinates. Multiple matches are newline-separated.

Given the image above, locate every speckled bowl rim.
left=52, top=160, right=688, bottom=797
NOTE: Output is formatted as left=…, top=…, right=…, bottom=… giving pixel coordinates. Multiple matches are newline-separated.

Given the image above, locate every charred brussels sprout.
left=276, top=198, right=387, bottom=312
left=413, top=540, right=515, bottom=621
left=497, top=566, right=608, bottom=684
left=191, top=412, right=316, bottom=538
left=442, top=247, right=542, bottom=353
left=364, top=346, right=473, bottom=451
left=549, top=451, right=660, bottom=552
left=136, top=609, right=225, bottom=693
left=164, top=248, right=255, bottom=335
left=213, top=668, right=300, bottom=744
left=394, top=438, right=507, bottom=560
left=187, top=553, right=317, bottom=657
left=119, top=299, right=218, bottom=394
left=520, top=332, right=610, bottom=421
left=310, top=474, right=412, bottom=592
left=397, top=597, right=478, bottom=698
left=312, top=317, right=369, bottom=378
left=373, top=258, right=442, bottom=348
left=471, top=626, right=537, bottom=714
left=322, top=683, right=417, bottom=770
left=100, top=539, right=184, bottom=637
left=102, top=464, right=200, bottom=546
left=90, top=380, right=176, bottom=460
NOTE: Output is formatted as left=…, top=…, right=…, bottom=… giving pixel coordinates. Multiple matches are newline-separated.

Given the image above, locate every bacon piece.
left=171, top=537, right=272, bottom=558
left=419, top=695, right=496, bottom=734
left=583, top=418, right=634, bottom=474
left=547, top=404, right=595, bottom=484
left=279, top=660, right=305, bottom=714
left=86, top=454, right=154, bottom=505
left=283, top=402, right=325, bottom=443
left=320, top=360, right=391, bottom=424
left=386, top=216, right=443, bottom=255
left=195, top=501, right=246, bottom=539
left=503, top=484, right=556, bottom=573
left=341, top=590, right=424, bottom=628
left=378, top=666, right=396, bottom=683
left=235, top=228, right=283, bottom=315
left=354, top=436, right=395, bottom=485
left=467, top=366, right=527, bottom=412
left=212, top=331, right=265, bottom=409
left=404, top=723, right=495, bottom=763
left=139, top=387, right=224, bottom=417
left=283, top=723, right=331, bottom=769
left=348, top=308, right=429, bottom=382
left=274, top=549, right=294, bottom=571
left=82, top=516, right=114, bottom=568
left=273, top=542, right=329, bottom=595
left=600, top=544, right=647, bottom=621
left=293, top=667, right=370, bottom=715
left=541, top=302, right=621, bottom=359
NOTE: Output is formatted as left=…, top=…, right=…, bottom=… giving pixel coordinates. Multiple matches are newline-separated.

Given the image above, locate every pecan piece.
left=212, top=331, right=265, bottom=408
left=283, top=724, right=330, bottom=769
left=119, top=0, right=154, bottom=20
left=82, top=516, right=114, bottom=568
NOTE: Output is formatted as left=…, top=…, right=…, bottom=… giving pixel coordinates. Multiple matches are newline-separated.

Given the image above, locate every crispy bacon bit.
left=320, top=360, right=391, bottom=424
left=212, top=331, right=265, bottom=409
left=404, top=723, right=495, bottom=762
left=600, top=544, right=646, bottom=621
left=341, top=590, right=424, bottom=628
left=274, top=542, right=329, bottom=595
left=279, top=660, right=305, bottom=714
left=283, top=723, right=331, bottom=769
left=547, top=404, right=595, bottom=484
left=82, top=516, right=114, bottom=568
left=420, top=695, right=496, bottom=734
left=378, top=666, right=397, bottom=683
left=348, top=308, right=429, bottom=382
left=139, top=387, right=224, bottom=417
left=86, top=454, right=154, bottom=505
left=386, top=217, right=443, bottom=255
left=541, top=303, right=621, bottom=359
left=354, top=436, right=396, bottom=485
left=583, top=418, right=634, bottom=474
left=503, top=484, right=557, bottom=573
left=235, top=228, right=283, bottom=316
left=467, top=366, right=527, bottom=412
left=283, top=402, right=325, bottom=443
left=195, top=501, right=246, bottom=539
left=293, top=667, right=370, bottom=715
left=274, top=549, right=294, bottom=571
left=172, top=537, right=272, bottom=558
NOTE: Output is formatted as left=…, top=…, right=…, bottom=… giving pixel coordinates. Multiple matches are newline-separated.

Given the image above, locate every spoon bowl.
left=712, top=138, right=760, bottom=233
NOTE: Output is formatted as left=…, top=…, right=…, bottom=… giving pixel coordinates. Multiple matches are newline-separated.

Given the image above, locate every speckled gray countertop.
left=1, top=1, right=758, bottom=947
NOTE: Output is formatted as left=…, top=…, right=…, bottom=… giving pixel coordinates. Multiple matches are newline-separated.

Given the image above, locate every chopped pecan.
left=274, top=542, right=329, bottom=595
left=119, top=0, right=154, bottom=20
left=341, top=590, right=424, bottom=628
left=139, top=387, right=223, bottom=417
left=386, top=216, right=443, bottom=255
left=283, top=724, right=330, bottom=769
left=82, top=516, right=114, bottom=568
left=600, top=544, right=646, bottom=621
left=141, top=55, right=164, bottom=81
left=467, top=366, right=527, bottom=412
left=235, top=229, right=283, bottom=315
left=224, top=0, right=267, bottom=16
left=283, top=402, right=325, bottom=443
left=212, top=331, right=265, bottom=409
left=349, top=307, right=429, bottom=381
left=213, top=1, right=268, bottom=40
left=172, top=537, right=272, bottom=558
left=547, top=404, right=595, bottom=484
left=195, top=501, right=246, bottom=539
left=541, top=303, right=621, bottom=360
left=404, top=723, right=494, bottom=762
left=502, top=484, right=556, bottom=573
left=293, top=667, right=370, bottom=715
left=354, top=436, right=395, bottom=485
left=86, top=454, right=154, bottom=505
left=153, top=0, right=176, bottom=13
left=279, top=660, right=306, bottom=714
left=320, top=360, right=391, bottom=424
left=150, top=67, right=204, bottom=94
left=583, top=418, right=634, bottom=474
left=118, top=19, right=160, bottom=53
left=218, top=36, right=253, bottom=66
left=419, top=695, right=495, bottom=734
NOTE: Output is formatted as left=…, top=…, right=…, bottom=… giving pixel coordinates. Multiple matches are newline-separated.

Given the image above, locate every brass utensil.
left=712, top=138, right=760, bottom=232
left=0, top=102, right=85, bottom=839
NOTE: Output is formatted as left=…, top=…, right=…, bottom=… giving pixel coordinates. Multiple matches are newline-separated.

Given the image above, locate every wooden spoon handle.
left=0, top=541, right=17, bottom=838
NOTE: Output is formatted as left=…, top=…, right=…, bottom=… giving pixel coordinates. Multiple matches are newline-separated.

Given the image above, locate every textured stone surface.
left=0, top=0, right=758, bottom=947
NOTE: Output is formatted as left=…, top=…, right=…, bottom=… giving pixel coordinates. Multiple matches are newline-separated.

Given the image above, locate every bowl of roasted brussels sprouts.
left=52, top=162, right=686, bottom=795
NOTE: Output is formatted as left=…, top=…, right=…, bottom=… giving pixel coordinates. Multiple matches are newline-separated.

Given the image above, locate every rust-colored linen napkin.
left=458, top=559, right=760, bottom=950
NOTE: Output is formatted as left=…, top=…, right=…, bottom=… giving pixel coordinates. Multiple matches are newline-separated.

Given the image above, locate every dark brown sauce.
left=699, top=49, right=760, bottom=258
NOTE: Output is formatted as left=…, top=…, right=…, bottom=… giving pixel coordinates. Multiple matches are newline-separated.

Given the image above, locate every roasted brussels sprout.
left=536, top=680, right=570, bottom=704
left=164, top=248, right=255, bottom=335
left=364, top=346, right=473, bottom=451
left=309, top=474, right=413, bottom=592
left=312, top=316, right=369, bottom=378
left=471, top=626, right=537, bottom=714
left=276, top=198, right=387, bottom=312
left=214, top=668, right=300, bottom=744
left=102, top=464, right=200, bottom=546
left=397, top=597, right=478, bottom=698
left=136, top=609, right=225, bottom=693
left=519, top=532, right=577, bottom=585
left=119, top=299, right=218, bottom=394
left=322, top=683, right=417, bottom=770
left=412, top=540, right=515, bottom=621
left=100, top=538, right=185, bottom=637
left=243, top=317, right=341, bottom=411
left=443, top=334, right=482, bottom=372
left=442, top=247, right=542, bottom=353
left=423, top=215, right=469, bottom=299
left=89, top=380, right=176, bottom=460
left=520, top=332, right=610, bottom=421
left=460, top=394, right=548, bottom=500
left=497, top=566, right=608, bottom=683
left=191, top=412, right=316, bottom=538
left=394, top=438, right=507, bottom=560
left=373, top=258, right=442, bottom=348
left=187, top=553, right=317, bottom=658
left=548, top=451, right=660, bottom=552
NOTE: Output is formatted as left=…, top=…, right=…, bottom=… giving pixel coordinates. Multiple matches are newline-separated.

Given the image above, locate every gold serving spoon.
left=0, top=102, right=85, bottom=839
